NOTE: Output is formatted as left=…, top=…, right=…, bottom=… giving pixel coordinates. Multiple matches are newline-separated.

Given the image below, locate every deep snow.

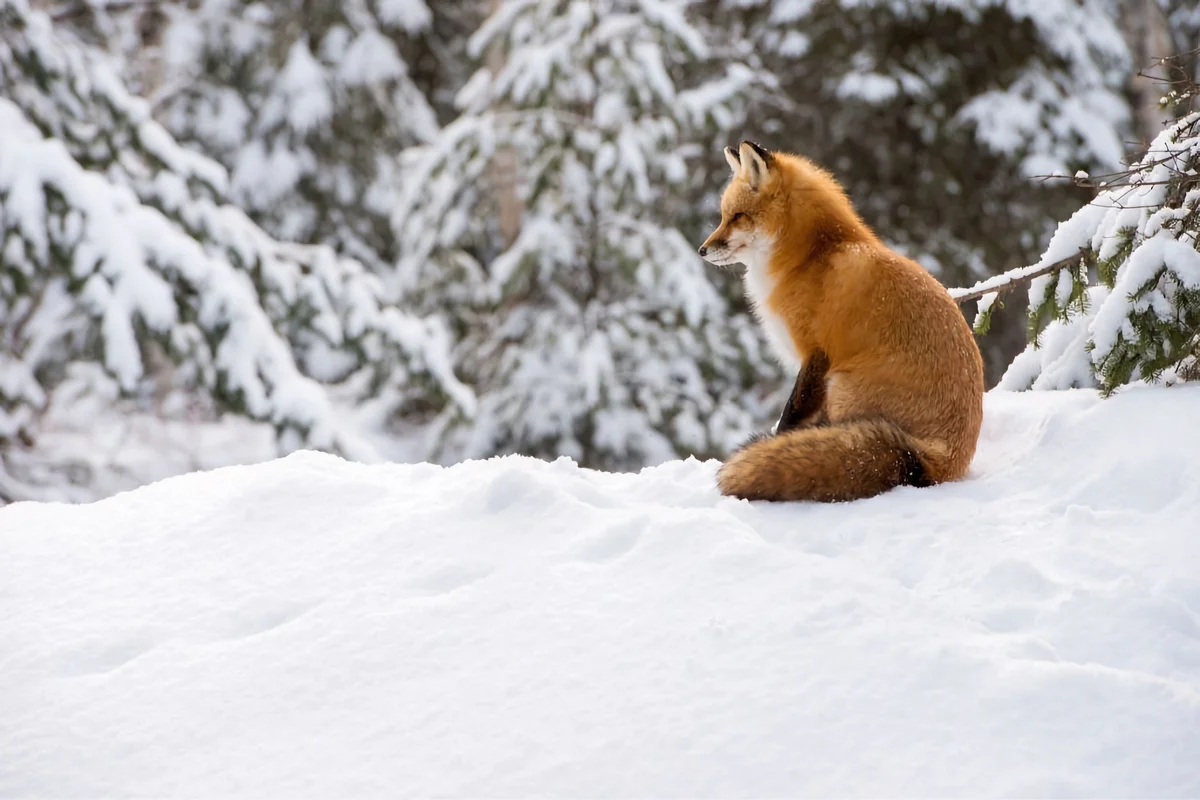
left=3, top=387, right=1200, bottom=797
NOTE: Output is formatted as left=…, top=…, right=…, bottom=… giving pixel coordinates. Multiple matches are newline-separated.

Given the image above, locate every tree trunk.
left=487, top=0, right=522, bottom=250
left=1120, top=0, right=1178, bottom=146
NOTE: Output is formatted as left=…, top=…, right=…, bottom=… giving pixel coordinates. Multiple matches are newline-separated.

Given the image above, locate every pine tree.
left=394, top=0, right=778, bottom=470
left=0, top=0, right=474, bottom=484
left=134, top=0, right=443, bottom=270
left=996, top=66, right=1200, bottom=393
left=697, top=0, right=1133, bottom=381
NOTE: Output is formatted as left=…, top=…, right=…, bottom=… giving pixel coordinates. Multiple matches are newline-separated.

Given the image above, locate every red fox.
left=700, top=141, right=984, bottom=502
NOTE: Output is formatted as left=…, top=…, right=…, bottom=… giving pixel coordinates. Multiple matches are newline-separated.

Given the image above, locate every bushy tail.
left=717, top=418, right=945, bottom=503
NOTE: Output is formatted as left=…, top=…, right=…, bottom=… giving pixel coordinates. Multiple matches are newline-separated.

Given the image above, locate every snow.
left=836, top=72, right=901, bottom=103
left=375, top=0, right=432, bottom=33
left=4, top=387, right=1200, bottom=797
left=1090, top=234, right=1200, bottom=363
left=266, top=40, right=334, bottom=136
left=999, top=285, right=1109, bottom=391
left=339, top=28, right=407, bottom=87
left=972, top=288, right=997, bottom=330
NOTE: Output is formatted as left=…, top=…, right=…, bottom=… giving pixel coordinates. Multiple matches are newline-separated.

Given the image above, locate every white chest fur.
left=741, top=243, right=802, bottom=370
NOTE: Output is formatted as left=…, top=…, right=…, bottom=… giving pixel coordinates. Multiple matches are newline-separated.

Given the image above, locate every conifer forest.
left=2, top=0, right=1198, bottom=502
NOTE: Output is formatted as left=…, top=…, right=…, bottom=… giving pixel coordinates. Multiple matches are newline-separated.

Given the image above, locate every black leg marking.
left=775, top=349, right=831, bottom=435
left=775, top=371, right=806, bottom=434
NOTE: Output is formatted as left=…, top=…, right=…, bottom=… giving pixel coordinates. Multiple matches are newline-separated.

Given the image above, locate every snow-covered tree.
left=697, top=0, right=1133, bottom=380
left=119, top=0, right=442, bottom=271
left=0, top=0, right=473, bottom=477
left=995, top=77, right=1200, bottom=393
left=394, top=0, right=778, bottom=470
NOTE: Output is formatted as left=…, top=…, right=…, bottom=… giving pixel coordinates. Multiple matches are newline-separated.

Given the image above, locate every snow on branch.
left=949, top=249, right=1089, bottom=304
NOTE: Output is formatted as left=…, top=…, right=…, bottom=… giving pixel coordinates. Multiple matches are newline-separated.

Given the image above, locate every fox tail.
left=717, top=418, right=948, bottom=503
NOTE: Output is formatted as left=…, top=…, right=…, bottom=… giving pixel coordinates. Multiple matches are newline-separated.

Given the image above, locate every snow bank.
left=3, top=388, right=1200, bottom=797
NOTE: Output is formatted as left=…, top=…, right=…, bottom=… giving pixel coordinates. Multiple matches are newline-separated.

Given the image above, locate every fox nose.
left=698, top=245, right=708, bottom=257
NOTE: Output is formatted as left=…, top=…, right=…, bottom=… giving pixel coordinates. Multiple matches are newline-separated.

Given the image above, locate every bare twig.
left=1031, top=146, right=1195, bottom=191
left=1029, top=48, right=1199, bottom=191
left=949, top=249, right=1087, bottom=305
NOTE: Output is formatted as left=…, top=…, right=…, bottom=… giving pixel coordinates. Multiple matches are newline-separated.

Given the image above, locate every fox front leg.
left=775, top=349, right=831, bottom=435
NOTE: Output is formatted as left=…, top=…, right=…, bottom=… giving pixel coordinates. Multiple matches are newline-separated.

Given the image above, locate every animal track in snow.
left=214, top=599, right=315, bottom=642
left=57, top=631, right=160, bottom=677
left=404, top=563, right=493, bottom=597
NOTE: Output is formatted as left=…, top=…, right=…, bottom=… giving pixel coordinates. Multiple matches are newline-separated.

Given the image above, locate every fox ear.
left=724, top=146, right=740, bottom=174
left=738, top=140, right=772, bottom=191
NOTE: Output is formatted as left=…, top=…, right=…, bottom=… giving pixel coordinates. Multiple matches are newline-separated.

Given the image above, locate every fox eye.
left=730, top=212, right=746, bottom=223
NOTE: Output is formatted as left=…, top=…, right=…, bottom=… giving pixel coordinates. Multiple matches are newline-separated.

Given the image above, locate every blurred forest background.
left=1, top=0, right=1198, bottom=503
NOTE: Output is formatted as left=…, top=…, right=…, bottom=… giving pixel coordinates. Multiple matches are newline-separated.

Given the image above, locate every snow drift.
left=3, top=387, right=1200, bottom=797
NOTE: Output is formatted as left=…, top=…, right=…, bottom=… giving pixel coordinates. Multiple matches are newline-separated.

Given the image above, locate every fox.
left=699, top=141, right=984, bottom=503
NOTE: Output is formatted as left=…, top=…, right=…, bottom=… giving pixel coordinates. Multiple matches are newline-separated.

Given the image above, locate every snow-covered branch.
left=949, top=250, right=1089, bottom=304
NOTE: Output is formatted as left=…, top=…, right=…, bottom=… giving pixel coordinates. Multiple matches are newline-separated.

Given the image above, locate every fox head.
left=698, top=140, right=781, bottom=268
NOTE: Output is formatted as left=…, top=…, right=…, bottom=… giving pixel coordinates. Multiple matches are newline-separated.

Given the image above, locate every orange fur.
left=700, top=142, right=984, bottom=503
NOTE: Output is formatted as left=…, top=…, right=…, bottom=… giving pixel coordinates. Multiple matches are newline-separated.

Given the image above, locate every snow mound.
left=3, top=388, right=1200, bottom=797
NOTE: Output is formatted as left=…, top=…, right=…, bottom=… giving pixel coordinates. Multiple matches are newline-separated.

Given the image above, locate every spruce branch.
left=949, top=249, right=1088, bottom=305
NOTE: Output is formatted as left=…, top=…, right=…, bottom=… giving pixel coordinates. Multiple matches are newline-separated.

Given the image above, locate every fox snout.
left=699, top=224, right=738, bottom=266
left=699, top=224, right=731, bottom=262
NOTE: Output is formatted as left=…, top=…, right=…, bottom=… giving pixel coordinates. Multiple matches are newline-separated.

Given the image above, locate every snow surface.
left=3, top=388, right=1200, bottom=797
